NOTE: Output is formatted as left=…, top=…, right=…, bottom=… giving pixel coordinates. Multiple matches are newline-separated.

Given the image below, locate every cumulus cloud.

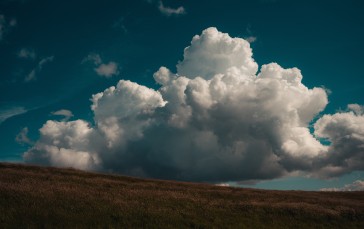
left=91, top=80, right=166, bottom=148
left=24, top=56, right=54, bottom=82
left=23, top=120, right=101, bottom=170
left=51, top=109, right=74, bottom=121
left=83, top=53, right=119, bottom=77
left=313, top=104, right=364, bottom=178
left=320, top=180, right=364, bottom=192
left=24, top=28, right=364, bottom=183
left=18, top=48, right=36, bottom=60
left=158, top=1, right=186, bottom=16
left=0, top=14, right=16, bottom=41
left=15, top=127, right=34, bottom=145
left=176, top=27, right=258, bottom=79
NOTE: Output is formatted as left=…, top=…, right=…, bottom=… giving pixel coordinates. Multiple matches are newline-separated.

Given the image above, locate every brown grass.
left=0, top=162, right=363, bottom=228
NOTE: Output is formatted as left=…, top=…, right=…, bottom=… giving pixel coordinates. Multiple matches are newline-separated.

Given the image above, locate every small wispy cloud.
left=112, top=17, right=128, bottom=34
left=243, top=24, right=257, bottom=43
left=245, top=36, right=257, bottom=43
left=15, top=127, right=34, bottom=145
left=95, top=62, right=119, bottom=78
left=51, top=109, right=74, bottom=121
left=158, top=1, right=186, bottom=16
left=82, top=53, right=102, bottom=65
left=82, top=53, right=119, bottom=78
left=9, top=18, right=17, bottom=26
left=18, top=48, right=36, bottom=60
left=215, top=183, right=230, bottom=187
left=0, top=106, right=27, bottom=124
left=320, top=180, right=364, bottom=192
left=0, top=14, right=16, bottom=41
left=24, top=56, right=54, bottom=82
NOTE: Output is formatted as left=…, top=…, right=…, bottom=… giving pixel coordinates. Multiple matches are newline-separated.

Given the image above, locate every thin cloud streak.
left=24, top=56, right=54, bottom=82
left=51, top=109, right=74, bottom=121
left=0, top=107, right=27, bottom=124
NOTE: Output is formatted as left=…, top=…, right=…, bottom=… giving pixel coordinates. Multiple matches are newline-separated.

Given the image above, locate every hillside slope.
left=0, top=163, right=363, bottom=228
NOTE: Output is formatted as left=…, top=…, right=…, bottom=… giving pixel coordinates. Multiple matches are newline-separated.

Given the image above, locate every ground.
left=0, top=163, right=363, bottom=228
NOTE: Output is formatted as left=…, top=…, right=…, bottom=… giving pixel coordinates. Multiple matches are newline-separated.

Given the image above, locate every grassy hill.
left=0, top=163, right=363, bottom=228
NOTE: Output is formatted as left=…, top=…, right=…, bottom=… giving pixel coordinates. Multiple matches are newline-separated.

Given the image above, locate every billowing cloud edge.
left=23, top=27, right=364, bottom=183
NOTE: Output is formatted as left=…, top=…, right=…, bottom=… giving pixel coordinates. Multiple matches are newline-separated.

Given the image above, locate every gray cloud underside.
left=24, top=28, right=364, bottom=183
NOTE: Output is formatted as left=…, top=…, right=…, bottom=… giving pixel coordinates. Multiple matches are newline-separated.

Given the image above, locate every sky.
left=1, top=0, right=364, bottom=191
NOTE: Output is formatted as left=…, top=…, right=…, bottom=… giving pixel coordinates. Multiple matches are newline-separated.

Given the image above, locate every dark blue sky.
left=1, top=0, right=363, bottom=190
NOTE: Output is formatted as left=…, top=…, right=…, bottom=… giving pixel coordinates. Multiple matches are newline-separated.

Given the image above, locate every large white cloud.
left=24, top=28, right=364, bottom=183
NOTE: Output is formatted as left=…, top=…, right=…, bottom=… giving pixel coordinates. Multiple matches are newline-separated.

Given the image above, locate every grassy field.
left=0, top=163, right=363, bottom=228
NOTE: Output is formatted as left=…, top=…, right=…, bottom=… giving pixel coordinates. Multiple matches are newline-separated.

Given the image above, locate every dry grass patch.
left=0, top=163, right=363, bottom=228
